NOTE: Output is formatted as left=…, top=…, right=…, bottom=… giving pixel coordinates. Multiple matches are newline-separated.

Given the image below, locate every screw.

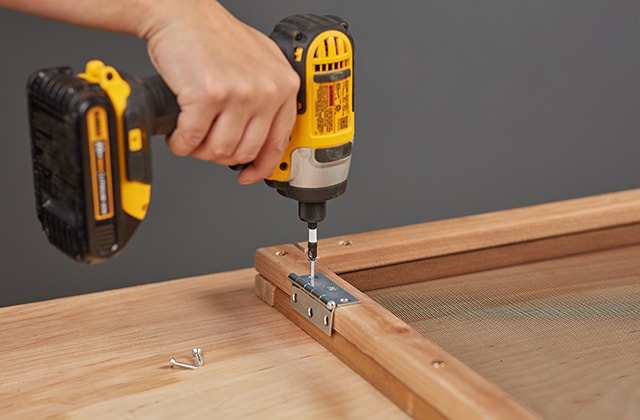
left=192, top=348, right=203, bottom=367
left=169, top=358, right=198, bottom=370
left=432, top=361, right=447, bottom=369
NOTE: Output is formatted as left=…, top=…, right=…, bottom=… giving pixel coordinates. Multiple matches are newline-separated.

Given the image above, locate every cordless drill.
left=27, top=14, right=355, bottom=276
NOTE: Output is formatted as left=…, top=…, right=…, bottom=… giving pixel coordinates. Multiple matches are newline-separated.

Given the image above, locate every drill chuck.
left=298, top=201, right=326, bottom=224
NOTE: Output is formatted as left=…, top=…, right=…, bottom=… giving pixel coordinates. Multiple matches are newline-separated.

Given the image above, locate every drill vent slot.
left=312, top=35, right=351, bottom=73
left=41, top=210, right=82, bottom=259
left=94, top=224, right=116, bottom=252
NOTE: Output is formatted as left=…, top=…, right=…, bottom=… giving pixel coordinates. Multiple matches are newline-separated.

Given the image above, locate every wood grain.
left=341, top=223, right=640, bottom=291
left=308, top=188, right=640, bottom=274
left=254, top=245, right=538, bottom=419
left=254, top=189, right=640, bottom=418
left=0, top=268, right=407, bottom=418
left=255, top=274, right=447, bottom=420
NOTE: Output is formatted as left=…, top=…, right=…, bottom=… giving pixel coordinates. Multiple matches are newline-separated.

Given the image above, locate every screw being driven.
left=169, top=357, right=198, bottom=370
left=192, top=348, right=203, bottom=367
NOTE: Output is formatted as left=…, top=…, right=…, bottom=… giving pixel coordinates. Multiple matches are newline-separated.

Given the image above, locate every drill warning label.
left=87, top=106, right=114, bottom=221
left=314, top=79, right=351, bottom=135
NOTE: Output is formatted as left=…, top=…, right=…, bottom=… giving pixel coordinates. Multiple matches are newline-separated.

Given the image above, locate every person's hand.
left=141, top=1, right=299, bottom=184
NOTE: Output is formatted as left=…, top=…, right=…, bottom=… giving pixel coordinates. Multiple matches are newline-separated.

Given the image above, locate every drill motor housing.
left=266, top=15, right=355, bottom=224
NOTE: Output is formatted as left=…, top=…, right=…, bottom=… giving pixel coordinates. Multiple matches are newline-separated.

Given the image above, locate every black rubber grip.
left=137, top=75, right=250, bottom=172
left=140, top=75, right=180, bottom=136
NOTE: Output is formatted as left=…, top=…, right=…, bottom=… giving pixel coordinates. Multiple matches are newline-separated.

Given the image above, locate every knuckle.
left=208, top=145, right=235, bottom=162
left=234, top=81, right=254, bottom=104
left=260, top=79, right=278, bottom=99
left=170, top=131, right=202, bottom=155
left=281, top=68, right=300, bottom=94
left=201, top=80, right=229, bottom=105
left=287, top=71, right=301, bottom=92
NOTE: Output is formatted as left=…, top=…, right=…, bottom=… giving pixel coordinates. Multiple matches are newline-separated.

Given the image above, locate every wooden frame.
left=254, top=188, right=640, bottom=419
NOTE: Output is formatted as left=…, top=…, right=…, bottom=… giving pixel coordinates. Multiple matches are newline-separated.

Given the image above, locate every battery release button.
left=128, top=128, right=143, bottom=152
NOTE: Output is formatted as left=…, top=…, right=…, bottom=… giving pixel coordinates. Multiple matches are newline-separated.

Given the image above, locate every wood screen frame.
left=254, top=188, right=640, bottom=419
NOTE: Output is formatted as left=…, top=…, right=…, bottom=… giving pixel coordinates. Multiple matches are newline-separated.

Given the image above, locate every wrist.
left=136, top=0, right=228, bottom=41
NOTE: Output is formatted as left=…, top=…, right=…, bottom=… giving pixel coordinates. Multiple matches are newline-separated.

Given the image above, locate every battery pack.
left=28, top=67, right=123, bottom=262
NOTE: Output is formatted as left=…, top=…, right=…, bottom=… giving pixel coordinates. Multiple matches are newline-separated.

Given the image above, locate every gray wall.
left=1, top=1, right=638, bottom=306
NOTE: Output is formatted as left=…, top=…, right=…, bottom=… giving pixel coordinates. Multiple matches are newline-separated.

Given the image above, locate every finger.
left=189, top=107, right=250, bottom=164
left=166, top=103, right=219, bottom=157
left=238, top=100, right=297, bottom=184
left=227, top=112, right=277, bottom=166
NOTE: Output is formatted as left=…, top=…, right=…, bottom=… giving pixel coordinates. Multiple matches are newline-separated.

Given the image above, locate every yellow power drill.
left=27, top=14, right=355, bottom=276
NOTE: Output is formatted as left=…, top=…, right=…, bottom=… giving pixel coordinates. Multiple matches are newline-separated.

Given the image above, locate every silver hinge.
left=289, top=272, right=360, bottom=336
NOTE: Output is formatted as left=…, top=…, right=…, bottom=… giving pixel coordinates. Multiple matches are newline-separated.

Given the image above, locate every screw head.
left=432, top=361, right=447, bottom=369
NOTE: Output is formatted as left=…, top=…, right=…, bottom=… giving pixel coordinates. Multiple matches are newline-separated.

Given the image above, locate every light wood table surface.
left=0, top=268, right=407, bottom=418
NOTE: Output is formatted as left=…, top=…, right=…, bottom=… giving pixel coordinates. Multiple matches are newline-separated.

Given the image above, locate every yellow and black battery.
left=27, top=62, right=178, bottom=262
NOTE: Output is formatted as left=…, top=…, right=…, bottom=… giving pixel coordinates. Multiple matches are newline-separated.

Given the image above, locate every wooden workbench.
left=4, top=189, right=640, bottom=419
left=0, top=268, right=406, bottom=418
left=254, top=188, right=640, bottom=419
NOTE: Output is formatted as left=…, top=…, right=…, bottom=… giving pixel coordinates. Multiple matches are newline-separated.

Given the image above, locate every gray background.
left=1, top=1, right=638, bottom=306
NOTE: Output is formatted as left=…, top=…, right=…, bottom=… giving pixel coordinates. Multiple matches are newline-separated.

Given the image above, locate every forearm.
left=0, top=0, right=165, bottom=38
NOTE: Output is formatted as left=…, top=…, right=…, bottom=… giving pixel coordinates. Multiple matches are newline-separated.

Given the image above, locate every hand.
left=142, top=1, right=299, bottom=184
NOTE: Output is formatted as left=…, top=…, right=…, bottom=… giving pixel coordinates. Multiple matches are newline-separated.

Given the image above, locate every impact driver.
left=27, top=14, right=355, bottom=278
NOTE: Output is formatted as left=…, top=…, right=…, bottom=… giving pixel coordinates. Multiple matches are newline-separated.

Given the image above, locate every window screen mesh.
left=367, top=245, right=640, bottom=419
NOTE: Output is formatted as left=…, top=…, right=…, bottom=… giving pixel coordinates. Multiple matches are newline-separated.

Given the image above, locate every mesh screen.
left=367, top=245, right=640, bottom=419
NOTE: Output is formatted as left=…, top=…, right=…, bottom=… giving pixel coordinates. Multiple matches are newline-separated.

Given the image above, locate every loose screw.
left=169, top=357, right=198, bottom=370
left=192, top=348, right=203, bottom=367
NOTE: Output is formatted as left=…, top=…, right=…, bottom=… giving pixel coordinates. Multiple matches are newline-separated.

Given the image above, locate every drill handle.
left=130, top=75, right=252, bottom=173
left=140, top=74, right=180, bottom=136
left=124, top=73, right=180, bottom=137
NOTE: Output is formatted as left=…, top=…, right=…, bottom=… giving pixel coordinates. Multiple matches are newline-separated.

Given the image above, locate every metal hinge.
left=289, top=272, right=360, bottom=336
